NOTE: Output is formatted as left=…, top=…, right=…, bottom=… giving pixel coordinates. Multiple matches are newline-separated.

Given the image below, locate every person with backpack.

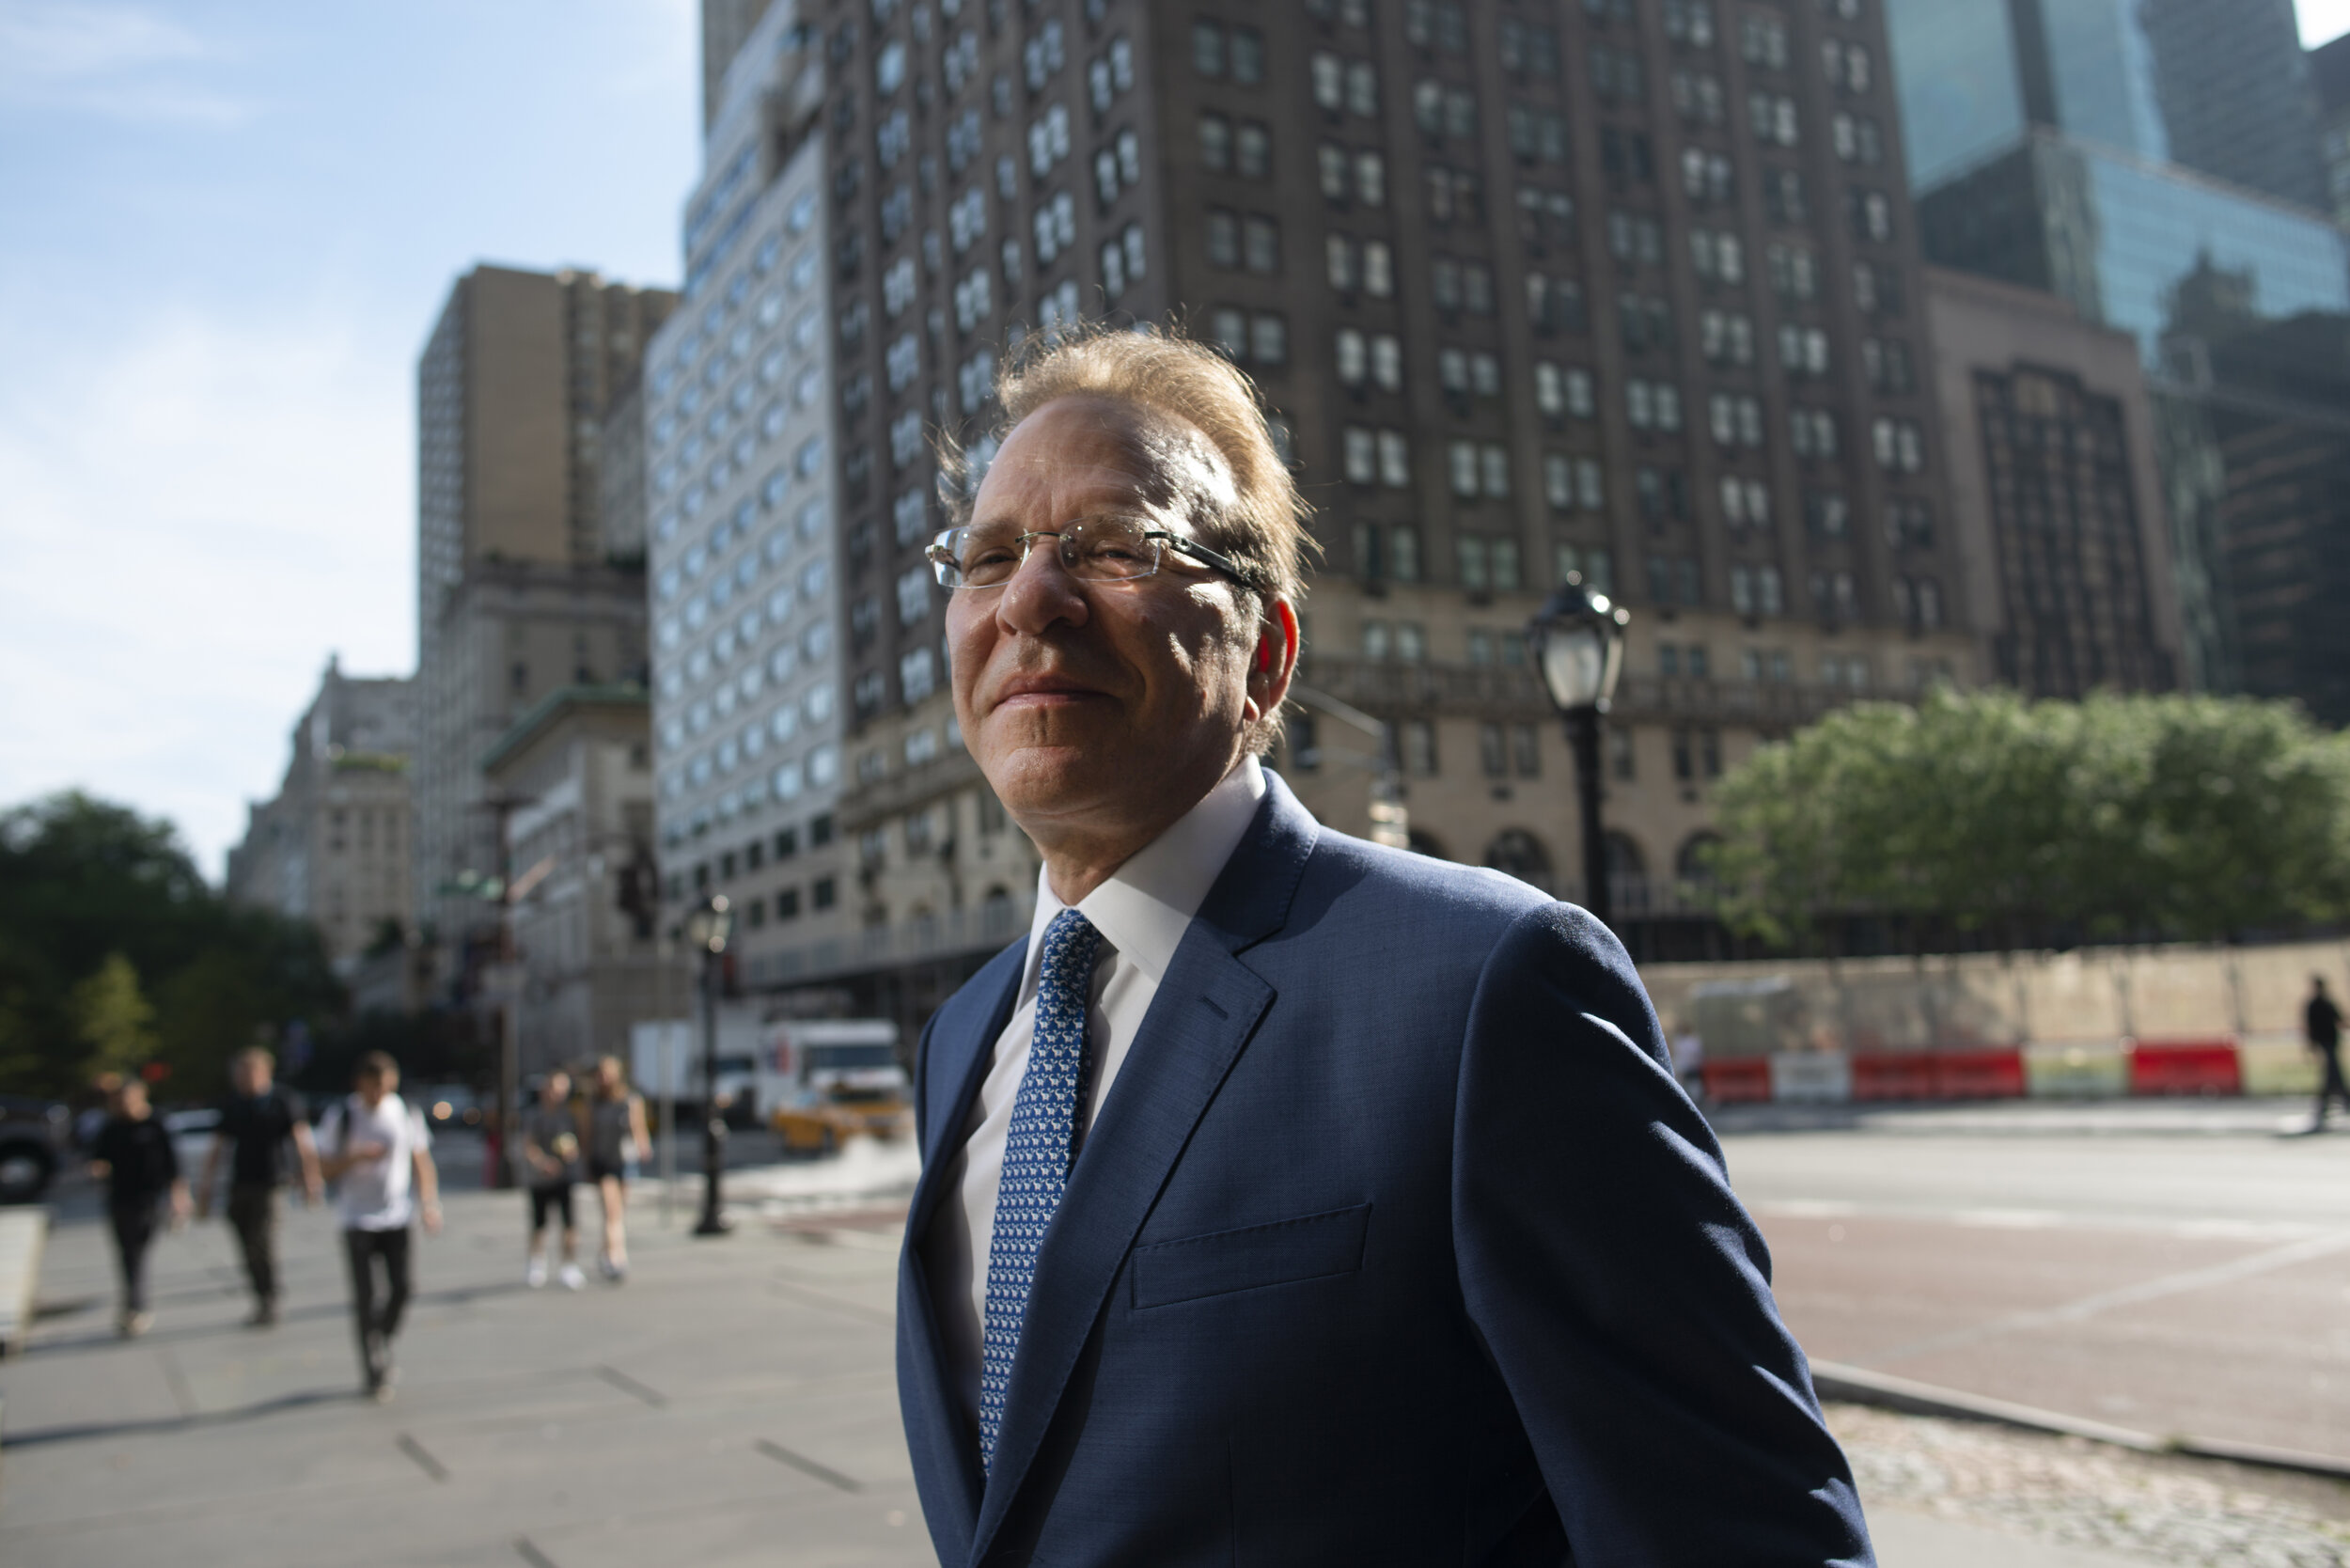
left=87, top=1075, right=190, bottom=1338
left=316, top=1052, right=440, bottom=1399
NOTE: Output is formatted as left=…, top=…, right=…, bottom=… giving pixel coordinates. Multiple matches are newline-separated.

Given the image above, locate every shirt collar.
left=1019, top=754, right=1268, bottom=998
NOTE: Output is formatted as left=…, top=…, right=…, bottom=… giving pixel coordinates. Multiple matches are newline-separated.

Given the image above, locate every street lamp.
left=683, top=894, right=734, bottom=1237
left=1528, top=573, right=1631, bottom=927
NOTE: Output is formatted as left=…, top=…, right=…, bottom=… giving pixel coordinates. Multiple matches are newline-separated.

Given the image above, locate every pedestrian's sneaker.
left=558, top=1262, right=587, bottom=1291
left=525, top=1258, right=549, bottom=1289
left=600, top=1256, right=629, bottom=1283
left=246, top=1298, right=278, bottom=1328
left=118, top=1309, right=152, bottom=1339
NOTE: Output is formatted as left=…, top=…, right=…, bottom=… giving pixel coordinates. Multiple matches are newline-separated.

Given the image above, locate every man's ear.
left=1246, top=599, right=1300, bottom=716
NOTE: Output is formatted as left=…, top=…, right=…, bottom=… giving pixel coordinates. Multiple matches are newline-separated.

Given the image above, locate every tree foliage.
left=1704, top=690, right=2350, bottom=950
left=0, top=792, right=345, bottom=1097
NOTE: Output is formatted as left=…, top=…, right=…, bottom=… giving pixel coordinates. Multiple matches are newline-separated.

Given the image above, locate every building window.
left=1402, top=719, right=1438, bottom=776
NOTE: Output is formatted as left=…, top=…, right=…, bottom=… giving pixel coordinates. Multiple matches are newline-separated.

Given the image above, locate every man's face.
left=232, top=1057, right=270, bottom=1096
left=542, top=1074, right=571, bottom=1105
left=356, top=1072, right=392, bottom=1108
left=948, top=396, right=1281, bottom=847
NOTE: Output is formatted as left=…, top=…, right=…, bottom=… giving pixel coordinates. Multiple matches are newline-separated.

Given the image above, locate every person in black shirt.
left=196, top=1047, right=322, bottom=1326
left=2310, top=977, right=2347, bottom=1133
left=88, top=1076, right=190, bottom=1338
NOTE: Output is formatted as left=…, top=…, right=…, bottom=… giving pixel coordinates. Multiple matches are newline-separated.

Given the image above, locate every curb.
left=1812, top=1359, right=2350, bottom=1482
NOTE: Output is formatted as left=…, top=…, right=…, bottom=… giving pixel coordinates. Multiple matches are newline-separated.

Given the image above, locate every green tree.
left=1704, top=690, right=2350, bottom=950
left=0, top=792, right=347, bottom=1097
left=69, top=952, right=159, bottom=1077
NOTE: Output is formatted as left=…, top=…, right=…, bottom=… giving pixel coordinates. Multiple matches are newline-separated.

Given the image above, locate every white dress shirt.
left=925, top=755, right=1269, bottom=1419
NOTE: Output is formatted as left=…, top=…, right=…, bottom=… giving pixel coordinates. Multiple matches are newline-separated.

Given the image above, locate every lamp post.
left=1528, top=573, right=1631, bottom=926
left=683, top=894, right=733, bottom=1237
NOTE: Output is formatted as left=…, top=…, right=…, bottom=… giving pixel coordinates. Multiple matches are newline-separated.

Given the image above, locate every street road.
left=1721, top=1098, right=2350, bottom=1464
left=2, top=1105, right=2343, bottom=1567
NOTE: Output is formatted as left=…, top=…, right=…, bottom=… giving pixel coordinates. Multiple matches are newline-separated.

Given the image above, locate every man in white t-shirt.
left=317, top=1051, right=441, bottom=1400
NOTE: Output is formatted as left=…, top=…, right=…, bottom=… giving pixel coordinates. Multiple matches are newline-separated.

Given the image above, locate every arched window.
left=1483, top=828, right=1553, bottom=891
left=1676, top=831, right=1723, bottom=888
left=1406, top=828, right=1449, bottom=860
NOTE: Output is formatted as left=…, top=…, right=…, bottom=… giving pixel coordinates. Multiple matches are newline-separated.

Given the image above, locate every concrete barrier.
left=2127, top=1039, right=2242, bottom=1096
left=1851, top=1051, right=1936, bottom=1101
left=0, top=1207, right=46, bottom=1357
left=1769, top=1051, right=1852, bottom=1103
left=2241, top=1033, right=2323, bottom=1097
left=2023, top=1040, right=2129, bottom=1098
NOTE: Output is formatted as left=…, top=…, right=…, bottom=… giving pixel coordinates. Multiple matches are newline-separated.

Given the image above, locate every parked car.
left=0, top=1095, right=71, bottom=1204
left=417, top=1085, right=483, bottom=1130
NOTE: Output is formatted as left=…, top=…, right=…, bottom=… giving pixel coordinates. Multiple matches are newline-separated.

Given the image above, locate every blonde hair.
left=939, top=323, right=1316, bottom=612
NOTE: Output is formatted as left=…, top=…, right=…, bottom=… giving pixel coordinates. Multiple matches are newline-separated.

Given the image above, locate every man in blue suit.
left=897, top=327, right=1873, bottom=1567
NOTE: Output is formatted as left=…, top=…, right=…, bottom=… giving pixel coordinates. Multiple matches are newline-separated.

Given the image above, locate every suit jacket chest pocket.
left=1129, top=1203, right=1371, bottom=1310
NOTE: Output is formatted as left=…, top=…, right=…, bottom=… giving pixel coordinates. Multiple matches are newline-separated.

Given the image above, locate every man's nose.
left=995, top=536, right=1090, bottom=634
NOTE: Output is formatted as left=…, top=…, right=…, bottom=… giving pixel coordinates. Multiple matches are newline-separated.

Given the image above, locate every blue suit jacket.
left=896, top=775, right=1872, bottom=1566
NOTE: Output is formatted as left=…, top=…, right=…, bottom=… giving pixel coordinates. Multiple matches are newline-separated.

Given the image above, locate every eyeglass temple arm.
left=1159, top=533, right=1268, bottom=592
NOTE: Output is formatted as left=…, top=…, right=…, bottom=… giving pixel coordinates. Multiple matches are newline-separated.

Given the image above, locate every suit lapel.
left=898, top=938, right=1026, bottom=1560
left=969, top=775, right=1320, bottom=1563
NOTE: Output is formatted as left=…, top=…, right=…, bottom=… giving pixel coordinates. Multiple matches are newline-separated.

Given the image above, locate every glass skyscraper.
left=1886, top=0, right=2323, bottom=211
left=1918, top=135, right=2350, bottom=369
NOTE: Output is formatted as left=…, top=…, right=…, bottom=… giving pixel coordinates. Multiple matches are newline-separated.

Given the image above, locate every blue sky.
left=0, top=0, right=697, bottom=878
left=3, top=0, right=2347, bottom=881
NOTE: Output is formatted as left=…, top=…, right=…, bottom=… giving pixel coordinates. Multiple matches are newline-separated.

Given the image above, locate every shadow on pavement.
left=1, top=1387, right=359, bottom=1449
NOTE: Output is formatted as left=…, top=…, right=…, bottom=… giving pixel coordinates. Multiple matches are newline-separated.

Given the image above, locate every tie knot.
left=1041, top=907, right=1101, bottom=984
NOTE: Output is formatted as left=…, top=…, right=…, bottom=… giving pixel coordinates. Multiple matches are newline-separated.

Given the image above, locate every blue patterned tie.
left=977, top=907, right=1102, bottom=1472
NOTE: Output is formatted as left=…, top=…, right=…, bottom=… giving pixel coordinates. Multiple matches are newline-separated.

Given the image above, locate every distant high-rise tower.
left=1885, top=0, right=2326, bottom=210
left=638, top=1, right=852, bottom=987
left=2138, top=0, right=2326, bottom=212
left=413, top=265, right=676, bottom=974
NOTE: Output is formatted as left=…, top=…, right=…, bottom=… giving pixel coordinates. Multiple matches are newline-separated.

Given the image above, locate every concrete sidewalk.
left=0, top=1178, right=930, bottom=1568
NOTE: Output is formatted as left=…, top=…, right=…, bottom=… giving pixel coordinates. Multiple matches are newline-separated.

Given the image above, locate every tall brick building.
left=677, top=0, right=1976, bottom=1011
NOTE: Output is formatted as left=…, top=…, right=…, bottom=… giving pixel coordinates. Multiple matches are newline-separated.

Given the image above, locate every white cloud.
left=0, top=306, right=415, bottom=877
left=0, top=0, right=254, bottom=123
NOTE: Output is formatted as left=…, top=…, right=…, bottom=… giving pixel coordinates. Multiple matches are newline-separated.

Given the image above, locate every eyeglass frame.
left=926, top=514, right=1272, bottom=594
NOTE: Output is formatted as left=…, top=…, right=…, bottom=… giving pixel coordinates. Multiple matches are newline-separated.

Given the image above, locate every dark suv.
left=0, top=1095, right=70, bottom=1204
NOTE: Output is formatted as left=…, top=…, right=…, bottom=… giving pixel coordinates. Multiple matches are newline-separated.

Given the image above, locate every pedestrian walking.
left=86, top=1076, right=189, bottom=1338
left=518, top=1071, right=585, bottom=1290
left=195, top=1046, right=322, bottom=1326
left=316, top=1052, right=440, bottom=1400
left=2310, top=977, right=2347, bottom=1132
left=584, top=1055, right=650, bottom=1281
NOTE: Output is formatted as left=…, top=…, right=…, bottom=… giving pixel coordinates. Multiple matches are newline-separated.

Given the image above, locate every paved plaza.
left=2, top=1105, right=2346, bottom=1566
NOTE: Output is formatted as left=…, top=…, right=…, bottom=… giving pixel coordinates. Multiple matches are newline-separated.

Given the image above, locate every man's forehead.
left=977, top=397, right=1235, bottom=519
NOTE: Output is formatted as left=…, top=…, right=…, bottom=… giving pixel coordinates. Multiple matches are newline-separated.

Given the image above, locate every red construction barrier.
left=2127, top=1039, right=2241, bottom=1096
left=1932, top=1047, right=2027, bottom=1100
left=1850, top=1052, right=1936, bottom=1101
left=1701, top=1058, right=1774, bottom=1104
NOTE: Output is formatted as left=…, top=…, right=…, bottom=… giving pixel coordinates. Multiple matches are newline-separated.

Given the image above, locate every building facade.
left=708, top=0, right=1982, bottom=996
left=642, top=2, right=857, bottom=991
left=2312, top=33, right=2350, bottom=228
left=226, top=658, right=417, bottom=971
left=1884, top=0, right=2326, bottom=211
left=414, top=265, right=675, bottom=982
left=480, top=685, right=668, bottom=1074
left=1923, top=267, right=2180, bottom=698
left=1913, top=132, right=2350, bottom=692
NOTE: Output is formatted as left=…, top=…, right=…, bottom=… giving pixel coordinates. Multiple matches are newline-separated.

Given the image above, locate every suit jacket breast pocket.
left=1129, top=1203, right=1371, bottom=1310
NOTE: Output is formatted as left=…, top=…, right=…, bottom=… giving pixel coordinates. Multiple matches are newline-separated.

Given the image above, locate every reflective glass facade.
left=1919, top=135, right=2350, bottom=367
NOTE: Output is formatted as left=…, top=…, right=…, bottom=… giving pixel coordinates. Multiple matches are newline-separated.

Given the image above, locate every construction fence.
left=1637, top=938, right=2350, bottom=1105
